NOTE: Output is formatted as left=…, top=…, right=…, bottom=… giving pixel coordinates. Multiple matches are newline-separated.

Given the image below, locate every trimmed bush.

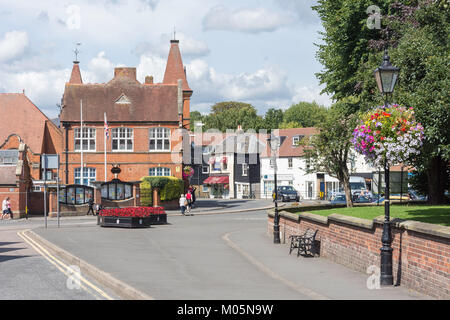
left=140, top=176, right=183, bottom=205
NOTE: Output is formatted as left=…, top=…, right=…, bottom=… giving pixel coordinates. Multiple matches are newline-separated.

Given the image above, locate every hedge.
left=140, top=176, right=184, bottom=206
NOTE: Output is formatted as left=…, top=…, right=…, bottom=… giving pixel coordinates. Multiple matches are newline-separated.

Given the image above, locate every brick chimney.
left=145, top=76, right=154, bottom=84
left=114, top=67, right=137, bottom=81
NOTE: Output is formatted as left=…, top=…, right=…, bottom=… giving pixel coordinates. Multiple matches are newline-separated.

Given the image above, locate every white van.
left=350, top=176, right=372, bottom=197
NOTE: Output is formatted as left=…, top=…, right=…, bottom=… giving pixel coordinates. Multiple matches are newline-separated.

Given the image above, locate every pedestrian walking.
left=179, top=194, right=187, bottom=215
left=2, top=197, right=11, bottom=220
left=191, top=187, right=197, bottom=206
left=186, top=191, right=192, bottom=214
left=87, top=197, right=95, bottom=215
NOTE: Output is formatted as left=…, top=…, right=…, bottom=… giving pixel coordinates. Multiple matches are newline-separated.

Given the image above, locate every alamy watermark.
left=367, top=5, right=381, bottom=30
left=66, top=265, right=81, bottom=290
left=66, top=5, right=81, bottom=30
left=366, top=265, right=381, bottom=289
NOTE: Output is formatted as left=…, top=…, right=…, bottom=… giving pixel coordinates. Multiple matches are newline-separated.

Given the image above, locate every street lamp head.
left=374, top=49, right=400, bottom=94
left=267, top=134, right=280, bottom=151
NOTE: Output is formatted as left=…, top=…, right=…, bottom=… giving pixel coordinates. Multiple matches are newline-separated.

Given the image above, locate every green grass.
left=301, top=205, right=450, bottom=226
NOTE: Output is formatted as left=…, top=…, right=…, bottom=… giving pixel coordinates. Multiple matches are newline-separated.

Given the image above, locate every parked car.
left=354, top=195, right=372, bottom=203
left=331, top=194, right=371, bottom=205
left=408, top=190, right=427, bottom=201
left=330, top=194, right=347, bottom=205
left=273, top=186, right=300, bottom=202
left=372, top=196, right=385, bottom=204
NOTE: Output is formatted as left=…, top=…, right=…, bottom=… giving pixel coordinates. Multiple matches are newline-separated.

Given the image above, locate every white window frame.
left=112, top=128, right=133, bottom=151
left=74, top=127, right=96, bottom=152
left=202, top=166, right=209, bottom=174
left=288, top=157, right=293, bottom=169
left=242, top=163, right=248, bottom=176
left=74, top=167, right=96, bottom=186
left=0, top=150, right=19, bottom=165
left=149, top=127, right=171, bottom=152
left=292, top=135, right=304, bottom=146
left=149, top=167, right=171, bottom=176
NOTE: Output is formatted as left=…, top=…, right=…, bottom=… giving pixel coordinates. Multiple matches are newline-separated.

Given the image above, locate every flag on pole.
left=104, top=113, right=110, bottom=139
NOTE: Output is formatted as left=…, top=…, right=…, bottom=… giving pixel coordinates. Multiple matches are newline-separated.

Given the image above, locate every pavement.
left=13, top=205, right=432, bottom=300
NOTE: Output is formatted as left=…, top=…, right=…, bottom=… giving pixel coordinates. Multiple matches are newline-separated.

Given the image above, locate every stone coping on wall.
left=268, top=209, right=450, bottom=240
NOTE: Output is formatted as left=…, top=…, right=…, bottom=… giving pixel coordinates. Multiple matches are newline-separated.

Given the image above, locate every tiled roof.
left=0, top=166, right=16, bottom=185
left=61, top=75, right=179, bottom=123
left=69, top=62, right=82, bottom=84
left=265, top=127, right=318, bottom=158
left=163, top=40, right=191, bottom=92
left=0, top=93, right=51, bottom=153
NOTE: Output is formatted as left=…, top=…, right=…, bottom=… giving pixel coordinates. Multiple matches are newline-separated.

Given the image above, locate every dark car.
left=331, top=194, right=371, bottom=204
left=273, top=186, right=300, bottom=202
left=330, top=194, right=347, bottom=205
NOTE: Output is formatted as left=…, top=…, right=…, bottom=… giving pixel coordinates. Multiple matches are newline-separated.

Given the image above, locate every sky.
left=0, top=0, right=332, bottom=119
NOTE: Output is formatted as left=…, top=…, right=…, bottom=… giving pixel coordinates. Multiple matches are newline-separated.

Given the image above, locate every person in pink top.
left=186, top=192, right=192, bottom=214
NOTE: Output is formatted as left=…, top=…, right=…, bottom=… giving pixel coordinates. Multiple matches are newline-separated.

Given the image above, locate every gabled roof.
left=0, top=93, right=57, bottom=153
left=265, top=128, right=318, bottom=158
left=163, top=40, right=191, bottom=92
left=213, top=133, right=267, bottom=155
left=61, top=77, right=179, bottom=123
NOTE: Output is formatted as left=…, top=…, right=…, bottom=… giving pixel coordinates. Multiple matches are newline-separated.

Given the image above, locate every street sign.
left=42, top=154, right=59, bottom=169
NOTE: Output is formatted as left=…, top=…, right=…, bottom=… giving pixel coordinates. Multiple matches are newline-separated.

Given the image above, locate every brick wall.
left=268, top=210, right=450, bottom=299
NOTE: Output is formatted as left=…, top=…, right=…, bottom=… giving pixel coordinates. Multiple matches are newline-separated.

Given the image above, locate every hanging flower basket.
left=182, top=166, right=194, bottom=180
left=352, top=105, right=424, bottom=167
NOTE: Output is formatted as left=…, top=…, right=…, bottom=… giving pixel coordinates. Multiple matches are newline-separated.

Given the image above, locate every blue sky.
left=0, top=0, right=331, bottom=119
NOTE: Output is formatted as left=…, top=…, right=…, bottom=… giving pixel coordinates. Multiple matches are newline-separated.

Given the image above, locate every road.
left=0, top=199, right=430, bottom=300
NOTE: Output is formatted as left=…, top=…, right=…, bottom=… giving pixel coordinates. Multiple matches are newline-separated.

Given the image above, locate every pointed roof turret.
left=163, top=40, right=191, bottom=92
left=69, top=61, right=83, bottom=84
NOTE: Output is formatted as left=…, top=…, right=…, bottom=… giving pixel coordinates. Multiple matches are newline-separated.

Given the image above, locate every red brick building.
left=0, top=93, right=63, bottom=217
left=59, top=39, right=192, bottom=205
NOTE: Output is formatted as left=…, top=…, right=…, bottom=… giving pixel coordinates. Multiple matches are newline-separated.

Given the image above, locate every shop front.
left=203, top=175, right=230, bottom=199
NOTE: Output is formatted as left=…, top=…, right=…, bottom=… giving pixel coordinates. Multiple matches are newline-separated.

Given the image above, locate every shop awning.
left=203, top=176, right=229, bottom=184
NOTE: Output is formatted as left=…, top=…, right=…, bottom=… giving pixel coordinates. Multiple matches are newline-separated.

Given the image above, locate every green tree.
left=282, top=101, right=328, bottom=128
left=279, top=121, right=302, bottom=129
left=302, top=98, right=360, bottom=207
left=202, top=102, right=264, bottom=132
left=263, top=108, right=284, bottom=131
left=356, top=1, right=450, bottom=203
left=313, top=0, right=449, bottom=203
left=313, top=0, right=390, bottom=102
left=189, top=111, right=204, bottom=131
left=210, top=101, right=254, bottom=115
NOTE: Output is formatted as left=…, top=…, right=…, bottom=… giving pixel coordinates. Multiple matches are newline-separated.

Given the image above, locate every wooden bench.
left=289, top=228, right=319, bottom=257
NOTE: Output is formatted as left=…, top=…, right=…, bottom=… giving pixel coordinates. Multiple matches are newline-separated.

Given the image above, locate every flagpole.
left=80, top=99, right=83, bottom=185
left=104, top=112, right=107, bottom=182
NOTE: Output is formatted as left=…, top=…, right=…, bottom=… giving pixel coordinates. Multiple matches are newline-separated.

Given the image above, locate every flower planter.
left=100, top=216, right=152, bottom=228
left=98, top=207, right=167, bottom=228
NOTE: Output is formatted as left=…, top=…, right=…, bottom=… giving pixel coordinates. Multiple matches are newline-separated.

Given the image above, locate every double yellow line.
left=17, top=230, right=114, bottom=300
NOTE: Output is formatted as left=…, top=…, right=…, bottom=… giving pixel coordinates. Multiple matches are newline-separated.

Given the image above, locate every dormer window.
left=292, top=135, right=304, bottom=146
left=115, top=94, right=131, bottom=105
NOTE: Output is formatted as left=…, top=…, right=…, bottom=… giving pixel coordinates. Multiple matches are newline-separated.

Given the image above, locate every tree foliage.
left=302, top=98, right=360, bottom=207
left=282, top=101, right=328, bottom=128
left=313, top=0, right=449, bottom=204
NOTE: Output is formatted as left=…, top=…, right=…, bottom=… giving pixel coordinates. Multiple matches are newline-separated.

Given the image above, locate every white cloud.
left=0, top=30, right=29, bottom=62
left=275, top=0, right=320, bottom=25
left=135, top=32, right=210, bottom=59
left=136, top=53, right=167, bottom=83
left=87, top=51, right=116, bottom=82
left=202, top=5, right=295, bottom=33
left=292, top=84, right=333, bottom=107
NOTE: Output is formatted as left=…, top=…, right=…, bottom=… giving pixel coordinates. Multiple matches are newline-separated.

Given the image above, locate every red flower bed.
left=99, top=207, right=165, bottom=217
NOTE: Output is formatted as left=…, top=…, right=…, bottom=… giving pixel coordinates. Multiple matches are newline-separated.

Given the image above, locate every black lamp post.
left=268, top=134, right=280, bottom=244
left=374, top=49, right=400, bottom=286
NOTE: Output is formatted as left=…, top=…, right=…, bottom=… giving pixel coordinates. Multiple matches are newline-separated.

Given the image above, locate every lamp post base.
left=380, top=246, right=394, bottom=286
